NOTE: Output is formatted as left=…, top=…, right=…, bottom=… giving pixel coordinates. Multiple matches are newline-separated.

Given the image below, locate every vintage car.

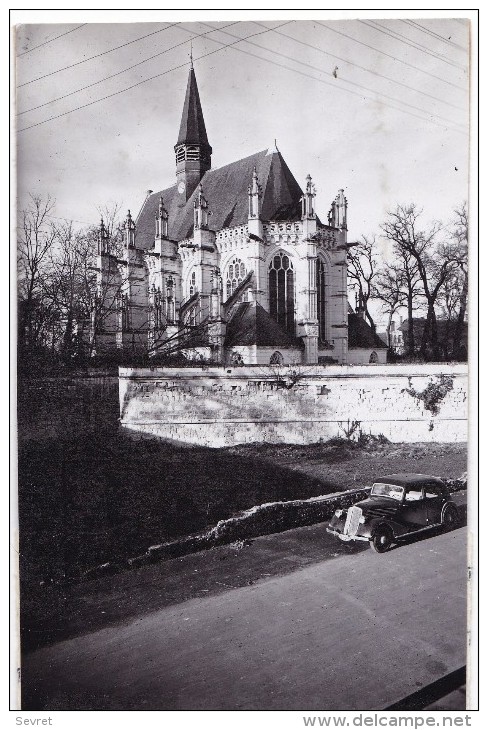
left=327, top=473, right=458, bottom=553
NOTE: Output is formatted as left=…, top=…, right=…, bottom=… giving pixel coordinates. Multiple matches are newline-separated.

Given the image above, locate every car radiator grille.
left=344, top=506, right=362, bottom=536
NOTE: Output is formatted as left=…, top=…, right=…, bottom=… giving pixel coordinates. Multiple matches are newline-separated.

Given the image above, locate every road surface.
left=21, top=526, right=467, bottom=710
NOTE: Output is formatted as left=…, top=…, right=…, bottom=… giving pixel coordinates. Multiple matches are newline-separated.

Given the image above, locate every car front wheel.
left=371, top=526, right=393, bottom=553
left=442, top=504, right=459, bottom=530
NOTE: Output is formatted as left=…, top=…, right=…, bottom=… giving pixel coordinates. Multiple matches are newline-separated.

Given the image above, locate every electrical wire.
left=360, top=20, right=466, bottom=71
left=256, top=21, right=465, bottom=113
left=199, top=22, right=466, bottom=131
left=205, top=31, right=467, bottom=135
left=17, top=24, right=88, bottom=57
left=17, top=21, right=241, bottom=116
left=316, top=21, right=467, bottom=92
left=18, top=21, right=467, bottom=137
left=17, top=22, right=293, bottom=133
left=18, top=23, right=180, bottom=87
left=402, top=19, right=467, bottom=52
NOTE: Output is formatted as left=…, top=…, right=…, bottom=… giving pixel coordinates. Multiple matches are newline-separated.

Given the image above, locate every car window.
left=425, top=485, right=442, bottom=498
left=404, top=488, right=423, bottom=502
left=371, top=483, right=404, bottom=501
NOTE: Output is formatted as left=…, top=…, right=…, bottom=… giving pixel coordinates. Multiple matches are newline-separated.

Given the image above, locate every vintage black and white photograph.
left=13, top=9, right=476, bottom=715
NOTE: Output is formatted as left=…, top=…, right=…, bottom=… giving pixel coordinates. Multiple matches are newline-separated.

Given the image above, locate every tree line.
left=17, top=195, right=126, bottom=372
left=17, top=195, right=210, bottom=373
left=347, top=203, right=468, bottom=361
left=17, top=195, right=469, bottom=374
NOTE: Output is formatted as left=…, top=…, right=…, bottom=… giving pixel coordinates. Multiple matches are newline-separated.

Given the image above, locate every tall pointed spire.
left=174, top=64, right=212, bottom=201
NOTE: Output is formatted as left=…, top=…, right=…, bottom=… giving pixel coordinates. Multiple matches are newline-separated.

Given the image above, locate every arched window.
left=270, top=351, right=284, bottom=365
left=189, top=270, right=197, bottom=298
left=226, top=258, right=246, bottom=300
left=268, top=252, right=294, bottom=334
left=151, top=286, right=163, bottom=329
left=117, top=292, right=130, bottom=332
left=316, top=258, right=328, bottom=344
left=167, top=297, right=175, bottom=324
left=369, top=351, right=379, bottom=363
left=184, top=304, right=198, bottom=327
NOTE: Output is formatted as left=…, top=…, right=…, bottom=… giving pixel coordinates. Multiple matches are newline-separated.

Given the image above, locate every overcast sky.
left=15, top=12, right=470, bottom=248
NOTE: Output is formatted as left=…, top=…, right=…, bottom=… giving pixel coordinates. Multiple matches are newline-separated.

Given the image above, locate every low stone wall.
left=119, top=364, right=468, bottom=446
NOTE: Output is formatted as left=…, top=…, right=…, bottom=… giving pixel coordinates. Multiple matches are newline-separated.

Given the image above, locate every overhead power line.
left=17, top=21, right=467, bottom=136
left=200, top=22, right=466, bottom=131
left=257, top=22, right=465, bottom=113
left=361, top=20, right=467, bottom=71
left=402, top=19, right=467, bottom=52
left=17, top=21, right=241, bottom=116
left=316, top=21, right=467, bottom=92
left=18, top=23, right=180, bottom=87
left=225, top=42, right=467, bottom=135
left=17, top=24, right=88, bottom=57
left=17, top=22, right=293, bottom=132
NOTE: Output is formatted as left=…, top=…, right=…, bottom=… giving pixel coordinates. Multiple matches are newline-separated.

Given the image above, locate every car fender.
left=367, top=517, right=393, bottom=538
left=365, top=515, right=409, bottom=540
left=441, top=500, right=458, bottom=520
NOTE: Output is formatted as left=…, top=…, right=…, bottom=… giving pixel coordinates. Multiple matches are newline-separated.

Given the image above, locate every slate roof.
left=176, top=66, right=211, bottom=149
left=348, top=312, right=387, bottom=349
left=135, top=148, right=304, bottom=249
left=225, top=301, right=304, bottom=348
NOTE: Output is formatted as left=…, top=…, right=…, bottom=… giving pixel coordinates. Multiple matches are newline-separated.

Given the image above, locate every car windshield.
left=371, top=483, right=404, bottom=501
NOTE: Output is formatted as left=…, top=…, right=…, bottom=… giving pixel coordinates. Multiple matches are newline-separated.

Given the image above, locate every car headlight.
left=334, top=509, right=343, bottom=517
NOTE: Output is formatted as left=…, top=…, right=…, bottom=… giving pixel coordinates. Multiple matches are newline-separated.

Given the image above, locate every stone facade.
left=119, top=364, right=467, bottom=447
left=91, top=64, right=382, bottom=366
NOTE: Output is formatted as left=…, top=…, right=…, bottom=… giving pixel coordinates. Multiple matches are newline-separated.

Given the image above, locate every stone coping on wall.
left=119, top=363, right=468, bottom=380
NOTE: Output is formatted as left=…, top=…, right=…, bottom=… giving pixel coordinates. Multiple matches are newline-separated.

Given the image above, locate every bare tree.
left=347, top=235, right=379, bottom=332
left=381, top=205, right=459, bottom=360
left=450, top=203, right=468, bottom=360
left=17, top=195, right=58, bottom=355
left=373, top=264, right=405, bottom=350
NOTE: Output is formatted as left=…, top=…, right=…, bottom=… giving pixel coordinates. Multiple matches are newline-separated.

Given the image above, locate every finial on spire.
left=155, top=195, right=169, bottom=239
left=190, top=40, right=193, bottom=69
left=193, top=184, right=209, bottom=230
left=248, top=166, right=262, bottom=220
left=301, top=174, right=316, bottom=220
left=98, top=216, right=109, bottom=254
left=124, top=209, right=136, bottom=248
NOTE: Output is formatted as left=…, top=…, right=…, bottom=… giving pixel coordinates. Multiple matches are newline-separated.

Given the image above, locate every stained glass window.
left=226, top=258, right=246, bottom=300
left=269, top=252, right=294, bottom=334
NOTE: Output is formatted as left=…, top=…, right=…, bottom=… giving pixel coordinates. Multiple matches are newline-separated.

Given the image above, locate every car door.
left=424, top=484, right=445, bottom=525
left=399, top=485, right=428, bottom=529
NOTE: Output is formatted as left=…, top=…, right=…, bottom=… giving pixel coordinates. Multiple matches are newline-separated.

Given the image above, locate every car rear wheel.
left=442, top=504, right=459, bottom=530
left=371, top=526, right=393, bottom=553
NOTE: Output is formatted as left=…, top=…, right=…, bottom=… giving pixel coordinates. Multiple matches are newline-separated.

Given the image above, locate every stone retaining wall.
left=119, top=364, right=468, bottom=446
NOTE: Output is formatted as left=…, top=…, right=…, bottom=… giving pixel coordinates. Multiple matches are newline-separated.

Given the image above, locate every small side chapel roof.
left=225, top=301, right=305, bottom=348
left=135, top=148, right=305, bottom=249
left=348, top=312, right=388, bottom=349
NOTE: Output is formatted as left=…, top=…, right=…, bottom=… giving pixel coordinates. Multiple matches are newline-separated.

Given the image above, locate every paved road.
left=22, top=526, right=467, bottom=711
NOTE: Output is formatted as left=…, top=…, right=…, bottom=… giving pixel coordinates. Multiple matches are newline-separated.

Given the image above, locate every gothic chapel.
left=93, top=62, right=385, bottom=366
